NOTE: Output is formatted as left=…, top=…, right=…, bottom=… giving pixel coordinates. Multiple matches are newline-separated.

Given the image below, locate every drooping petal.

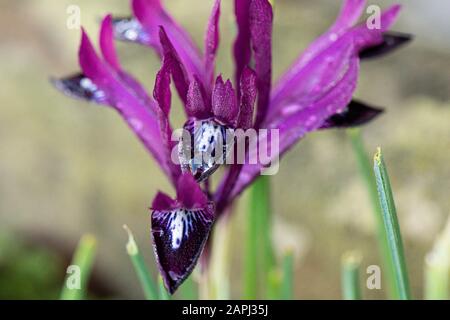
left=76, top=29, right=173, bottom=179
left=223, top=55, right=360, bottom=205
left=359, top=31, right=412, bottom=60
left=320, top=100, right=384, bottom=129
left=151, top=173, right=214, bottom=294
left=204, top=0, right=221, bottom=88
left=131, top=0, right=204, bottom=82
left=159, top=27, right=190, bottom=106
left=233, top=0, right=252, bottom=96
left=269, top=4, right=402, bottom=125
left=250, top=0, right=273, bottom=128
left=237, top=67, right=257, bottom=130
left=212, top=76, right=239, bottom=126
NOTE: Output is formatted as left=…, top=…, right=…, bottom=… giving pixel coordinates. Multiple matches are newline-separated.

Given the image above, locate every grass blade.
left=281, top=250, right=294, bottom=300
left=373, top=148, right=411, bottom=299
left=179, top=276, right=198, bottom=300
left=124, top=225, right=158, bottom=300
left=341, top=251, right=362, bottom=300
left=348, top=129, right=398, bottom=298
left=244, top=175, right=274, bottom=299
left=60, top=234, right=97, bottom=300
left=424, top=219, right=449, bottom=300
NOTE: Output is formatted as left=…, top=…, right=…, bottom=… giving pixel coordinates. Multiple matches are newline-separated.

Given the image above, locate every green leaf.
left=373, top=148, right=411, bottom=300
left=347, top=129, right=399, bottom=298
left=281, top=250, right=294, bottom=300
left=244, top=175, right=274, bottom=299
left=60, top=234, right=97, bottom=300
left=341, top=251, right=362, bottom=300
left=124, top=225, right=158, bottom=300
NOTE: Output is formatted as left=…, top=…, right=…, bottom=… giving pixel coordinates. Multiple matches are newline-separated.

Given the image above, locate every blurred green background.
left=0, top=0, right=449, bottom=299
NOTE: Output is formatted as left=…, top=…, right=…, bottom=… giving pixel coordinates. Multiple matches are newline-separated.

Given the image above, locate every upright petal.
left=186, top=77, right=211, bottom=119
left=159, top=27, right=190, bottom=106
left=250, top=0, right=273, bottom=128
left=233, top=0, right=252, bottom=96
left=204, top=0, right=221, bottom=88
left=212, top=76, right=239, bottom=126
left=237, top=67, right=257, bottom=130
left=151, top=173, right=214, bottom=294
left=100, top=14, right=121, bottom=71
left=131, top=0, right=204, bottom=82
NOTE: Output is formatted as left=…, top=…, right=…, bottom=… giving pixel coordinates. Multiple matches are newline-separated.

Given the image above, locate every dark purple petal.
left=176, top=173, right=209, bottom=209
left=152, top=203, right=214, bottom=294
left=233, top=0, right=252, bottom=97
left=132, top=0, right=204, bottom=82
left=237, top=67, right=257, bottom=129
left=159, top=27, right=190, bottom=106
left=204, top=0, right=221, bottom=88
left=320, top=100, right=384, bottom=129
left=152, top=192, right=177, bottom=211
left=225, top=56, right=360, bottom=203
left=51, top=73, right=108, bottom=105
left=186, top=77, right=211, bottom=119
left=268, top=5, right=401, bottom=126
left=359, top=32, right=413, bottom=60
left=212, top=76, right=239, bottom=126
left=151, top=173, right=214, bottom=294
left=100, top=15, right=155, bottom=107
left=250, top=0, right=273, bottom=128
left=77, top=29, right=175, bottom=179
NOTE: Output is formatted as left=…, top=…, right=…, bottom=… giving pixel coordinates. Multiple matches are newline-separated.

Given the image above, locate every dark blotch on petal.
left=151, top=203, right=214, bottom=294
left=360, top=31, right=413, bottom=60
left=50, top=73, right=107, bottom=104
left=320, top=100, right=384, bottom=129
left=111, top=16, right=152, bottom=45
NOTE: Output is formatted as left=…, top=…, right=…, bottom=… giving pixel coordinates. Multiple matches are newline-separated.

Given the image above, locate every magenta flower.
left=53, top=0, right=410, bottom=294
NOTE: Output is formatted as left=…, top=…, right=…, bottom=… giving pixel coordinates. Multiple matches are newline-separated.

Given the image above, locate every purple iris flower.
left=53, top=0, right=410, bottom=294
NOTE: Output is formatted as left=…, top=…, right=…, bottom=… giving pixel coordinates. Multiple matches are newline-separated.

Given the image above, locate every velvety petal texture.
left=151, top=173, right=214, bottom=294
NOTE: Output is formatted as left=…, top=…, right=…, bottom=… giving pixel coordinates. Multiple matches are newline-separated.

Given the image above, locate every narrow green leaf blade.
left=124, top=225, right=158, bottom=300
left=348, top=129, right=399, bottom=298
left=341, top=251, right=362, bottom=300
left=281, top=250, right=294, bottom=300
left=373, top=148, right=411, bottom=300
left=60, top=234, right=97, bottom=300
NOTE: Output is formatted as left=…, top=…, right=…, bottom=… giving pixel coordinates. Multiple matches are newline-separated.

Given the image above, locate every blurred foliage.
left=0, top=233, right=64, bottom=299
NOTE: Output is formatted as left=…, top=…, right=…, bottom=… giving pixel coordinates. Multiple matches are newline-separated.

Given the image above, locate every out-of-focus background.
left=0, top=0, right=449, bottom=299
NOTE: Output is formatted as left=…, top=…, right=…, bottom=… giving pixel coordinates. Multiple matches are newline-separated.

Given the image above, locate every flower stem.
left=124, top=225, right=158, bottom=300
left=341, top=251, right=362, bottom=300
left=244, top=175, right=274, bottom=299
left=347, top=129, right=399, bottom=298
left=60, top=234, right=97, bottom=300
left=281, top=250, right=294, bottom=300
left=373, top=148, right=411, bottom=300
